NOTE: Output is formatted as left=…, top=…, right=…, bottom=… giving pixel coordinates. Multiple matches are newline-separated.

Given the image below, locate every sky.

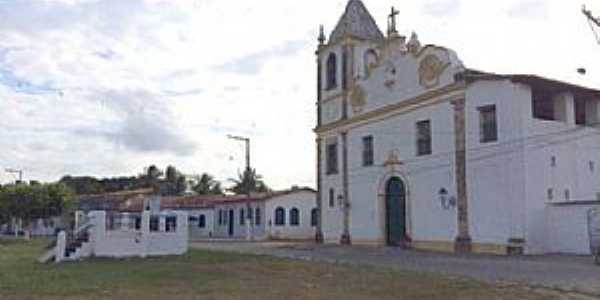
left=1, top=0, right=599, bottom=190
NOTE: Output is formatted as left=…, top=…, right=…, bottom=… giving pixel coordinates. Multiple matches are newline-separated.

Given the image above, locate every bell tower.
left=315, top=0, right=385, bottom=245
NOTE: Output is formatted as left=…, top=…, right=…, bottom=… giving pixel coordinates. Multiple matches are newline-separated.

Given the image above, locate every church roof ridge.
left=329, top=0, right=385, bottom=44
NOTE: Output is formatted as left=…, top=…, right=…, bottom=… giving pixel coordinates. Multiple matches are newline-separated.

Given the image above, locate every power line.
left=583, top=5, right=600, bottom=44
left=327, top=121, right=600, bottom=177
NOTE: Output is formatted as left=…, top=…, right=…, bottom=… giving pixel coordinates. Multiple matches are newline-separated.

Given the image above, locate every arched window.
left=326, top=53, right=337, bottom=90
left=364, top=49, right=378, bottom=75
left=255, top=207, right=261, bottom=225
left=275, top=207, right=285, bottom=226
left=311, top=208, right=318, bottom=227
left=239, top=208, right=245, bottom=225
left=290, top=208, right=300, bottom=226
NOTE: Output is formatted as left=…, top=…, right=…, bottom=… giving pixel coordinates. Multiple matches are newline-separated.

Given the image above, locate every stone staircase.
left=38, top=220, right=94, bottom=264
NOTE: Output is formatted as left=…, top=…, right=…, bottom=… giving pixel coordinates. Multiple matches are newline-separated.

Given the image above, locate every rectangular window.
left=416, top=120, right=432, bottom=156
left=329, top=188, right=335, bottom=208
left=240, top=209, right=245, bottom=225
left=198, top=215, right=206, bottom=228
left=326, top=142, right=339, bottom=175
left=255, top=208, right=261, bottom=225
left=479, top=105, right=498, bottom=143
left=532, top=90, right=555, bottom=121
left=165, top=216, right=177, bottom=232
left=150, top=216, right=160, bottom=232
left=134, top=216, right=142, bottom=231
left=362, top=136, right=374, bottom=166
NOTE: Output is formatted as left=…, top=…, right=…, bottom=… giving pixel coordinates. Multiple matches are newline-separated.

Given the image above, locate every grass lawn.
left=0, top=239, right=560, bottom=300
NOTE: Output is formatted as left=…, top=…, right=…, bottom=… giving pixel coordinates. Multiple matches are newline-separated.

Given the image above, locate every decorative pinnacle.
left=318, top=25, right=326, bottom=45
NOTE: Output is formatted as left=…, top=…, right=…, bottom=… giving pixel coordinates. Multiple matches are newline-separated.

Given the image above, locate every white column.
left=55, top=231, right=66, bottom=263
left=74, top=211, right=82, bottom=230
left=121, top=213, right=130, bottom=231
left=177, top=211, right=189, bottom=254
left=159, top=216, right=166, bottom=232
left=140, top=211, right=150, bottom=258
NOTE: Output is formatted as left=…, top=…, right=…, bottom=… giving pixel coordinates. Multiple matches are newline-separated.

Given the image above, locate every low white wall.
left=89, top=210, right=188, bottom=258
left=545, top=204, right=599, bottom=254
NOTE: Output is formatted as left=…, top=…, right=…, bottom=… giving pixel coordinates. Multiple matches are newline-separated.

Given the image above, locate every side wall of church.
left=522, top=91, right=600, bottom=254
left=464, top=80, right=530, bottom=249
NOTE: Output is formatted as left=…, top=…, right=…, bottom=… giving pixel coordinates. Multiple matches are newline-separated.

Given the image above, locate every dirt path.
left=192, top=241, right=600, bottom=297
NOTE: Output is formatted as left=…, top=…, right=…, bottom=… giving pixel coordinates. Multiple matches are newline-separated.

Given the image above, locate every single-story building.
left=212, top=187, right=317, bottom=240
left=80, top=187, right=318, bottom=242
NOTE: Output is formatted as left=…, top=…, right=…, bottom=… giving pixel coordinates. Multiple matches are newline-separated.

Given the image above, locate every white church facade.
left=314, top=0, right=600, bottom=255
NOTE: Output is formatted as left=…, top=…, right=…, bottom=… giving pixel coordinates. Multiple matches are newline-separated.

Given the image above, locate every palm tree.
left=192, top=173, right=223, bottom=195
left=228, top=168, right=270, bottom=195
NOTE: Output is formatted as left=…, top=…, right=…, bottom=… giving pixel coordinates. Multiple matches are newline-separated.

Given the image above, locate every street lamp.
left=5, top=168, right=23, bottom=184
left=227, top=135, right=253, bottom=241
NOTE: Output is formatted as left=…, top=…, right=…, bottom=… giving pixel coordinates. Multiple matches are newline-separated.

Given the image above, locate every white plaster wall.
left=264, top=191, right=317, bottom=240
left=522, top=92, right=600, bottom=253
left=545, top=205, right=599, bottom=254
left=88, top=211, right=188, bottom=258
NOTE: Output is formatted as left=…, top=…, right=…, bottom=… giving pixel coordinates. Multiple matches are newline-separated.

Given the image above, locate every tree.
left=165, top=165, right=178, bottom=185
left=160, top=165, right=188, bottom=196
left=192, top=173, right=224, bottom=195
left=59, top=176, right=104, bottom=195
left=146, top=165, right=163, bottom=180
left=0, top=182, right=75, bottom=239
left=176, top=176, right=187, bottom=195
left=228, top=168, right=270, bottom=195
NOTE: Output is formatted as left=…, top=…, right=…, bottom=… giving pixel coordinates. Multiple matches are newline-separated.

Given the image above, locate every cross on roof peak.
left=388, top=6, right=400, bottom=36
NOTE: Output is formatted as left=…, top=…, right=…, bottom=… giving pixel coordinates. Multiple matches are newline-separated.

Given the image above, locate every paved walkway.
left=191, top=241, right=600, bottom=297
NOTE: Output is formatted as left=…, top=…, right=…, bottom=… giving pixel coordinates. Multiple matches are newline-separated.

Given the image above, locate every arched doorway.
left=385, top=177, right=407, bottom=246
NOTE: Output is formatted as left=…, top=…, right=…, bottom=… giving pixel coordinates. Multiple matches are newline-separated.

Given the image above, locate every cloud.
left=1, top=0, right=599, bottom=191
left=506, top=0, right=549, bottom=19
left=215, top=39, right=309, bottom=75
left=420, top=0, right=462, bottom=17
left=84, top=89, right=198, bottom=156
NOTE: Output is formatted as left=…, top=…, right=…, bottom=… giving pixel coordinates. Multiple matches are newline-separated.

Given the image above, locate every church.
left=315, top=0, right=600, bottom=255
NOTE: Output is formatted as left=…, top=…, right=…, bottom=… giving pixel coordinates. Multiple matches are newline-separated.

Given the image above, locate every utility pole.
left=227, top=135, right=253, bottom=241
left=5, top=168, right=23, bottom=184
left=583, top=5, right=600, bottom=44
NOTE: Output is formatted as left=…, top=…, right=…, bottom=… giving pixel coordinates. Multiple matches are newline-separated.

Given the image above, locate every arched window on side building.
left=290, top=208, right=300, bottom=226
left=275, top=207, right=285, bottom=226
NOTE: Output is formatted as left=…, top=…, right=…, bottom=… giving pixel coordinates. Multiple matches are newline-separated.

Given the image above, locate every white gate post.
left=55, top=231, right=66, bottom=263
left=140, top=211, right=150, bottom=258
